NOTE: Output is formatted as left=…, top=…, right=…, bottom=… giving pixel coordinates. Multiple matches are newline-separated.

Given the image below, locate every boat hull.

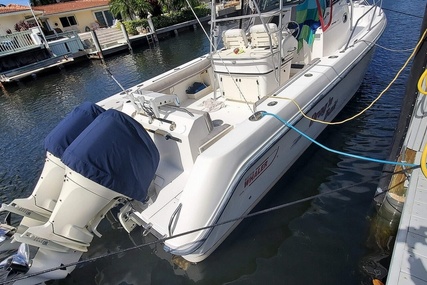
left=166, top=20, right=386, bottom=262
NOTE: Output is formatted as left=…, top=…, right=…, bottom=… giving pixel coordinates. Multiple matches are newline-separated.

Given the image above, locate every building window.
left=59, top=16, right=77, bottom=28
left=94, top=10, right=114, bottom=27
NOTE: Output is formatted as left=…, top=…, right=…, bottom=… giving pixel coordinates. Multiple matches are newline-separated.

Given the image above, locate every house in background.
left=0, top=4, right=43, bottom=35
left=33, top=0, right=115, bottom=34
left=0, top=1, right=115, bottom=82
left=0, top=0, right=115, bottom=36
left=0, top=1, right=142, bottom=82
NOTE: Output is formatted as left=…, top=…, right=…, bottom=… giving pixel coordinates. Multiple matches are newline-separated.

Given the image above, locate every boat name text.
left=309, top=97, right=338, bottom=126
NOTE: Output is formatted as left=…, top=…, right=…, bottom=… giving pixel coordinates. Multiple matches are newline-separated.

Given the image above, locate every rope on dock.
left=262, top=111, right=418, bottom=168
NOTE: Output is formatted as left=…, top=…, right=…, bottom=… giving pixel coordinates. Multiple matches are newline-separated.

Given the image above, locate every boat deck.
left=387, top=91, right=427, bottom=284
left=183, top=94, right=255, bottom=125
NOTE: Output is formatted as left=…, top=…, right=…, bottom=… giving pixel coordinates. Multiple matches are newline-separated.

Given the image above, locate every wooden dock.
left=387, top=117, right=427, bottom=284
left=0, top=55, right=74, bottom=82
left=386, top=5, right=427, bottom=283
left=387, top=166, right=427, bottom=284
left=0, top=15, right=213, bottom=81
left=82, top=16, right=210, bottom=60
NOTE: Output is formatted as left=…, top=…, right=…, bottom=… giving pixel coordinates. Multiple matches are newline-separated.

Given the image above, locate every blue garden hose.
left=261, top=111, right=418, bottom=168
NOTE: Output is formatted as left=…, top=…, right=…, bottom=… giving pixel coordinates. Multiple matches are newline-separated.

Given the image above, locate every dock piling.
left=147, top=13, right=159, bottom=42
left=120, top=23, right=133, bottom=52
left=90, top=30, right=104, bottom=60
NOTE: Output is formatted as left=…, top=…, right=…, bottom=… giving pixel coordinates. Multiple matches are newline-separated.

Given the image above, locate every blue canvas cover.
left=61, top=109, right=160, bottom=202
left=44, top=102, right=105, bottom=158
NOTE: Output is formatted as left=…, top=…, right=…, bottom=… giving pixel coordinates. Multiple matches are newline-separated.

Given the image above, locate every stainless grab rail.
left=344, top=0, right=383, bottom=51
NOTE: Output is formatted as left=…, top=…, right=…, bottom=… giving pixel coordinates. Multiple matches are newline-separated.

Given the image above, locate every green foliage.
left=109, top=0, right=152, bottom=20
left=14, top=21, right=31, bottom=32
left=123, top=19, right=149, bottom=35
left=148, top=0, right=162, bottom=16
left=123, top=5, right=210, bottom=34
left=159, top=0, right=201, bottom=13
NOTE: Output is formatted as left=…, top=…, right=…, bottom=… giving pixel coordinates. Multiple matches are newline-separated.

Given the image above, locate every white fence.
left=0, top=28, right=43, bottom=56
left=47, top=31, right=84, bottom=56
left=0, top=29, right=84, bottom=58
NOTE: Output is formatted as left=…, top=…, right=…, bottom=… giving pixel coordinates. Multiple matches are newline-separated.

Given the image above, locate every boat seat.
left=250, top=23, right=279, bottom=48
left=222, top=29, right=248, bottom=49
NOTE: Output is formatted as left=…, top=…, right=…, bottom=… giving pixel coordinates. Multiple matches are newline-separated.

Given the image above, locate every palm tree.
left=30, top=0, right=57, bottom=6
left=109, top=0, right=152, bottom=20
left=158, top=0, right=184, bottom=12
left=158, top=0, right=200, bottom=13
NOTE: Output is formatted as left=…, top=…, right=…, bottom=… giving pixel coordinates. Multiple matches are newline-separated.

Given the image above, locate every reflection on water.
left=0, top=2, right=425, bottom=284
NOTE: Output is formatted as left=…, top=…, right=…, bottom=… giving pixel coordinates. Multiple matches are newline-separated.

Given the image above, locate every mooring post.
left=147, top=13, right=159, bottom=42
left=90, top=30, right=104, bottom=60
left=120, top=22, right=133, bottom=52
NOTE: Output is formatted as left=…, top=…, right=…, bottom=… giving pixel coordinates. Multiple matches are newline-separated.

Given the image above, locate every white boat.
left=0, top=0, right=386, bottom=283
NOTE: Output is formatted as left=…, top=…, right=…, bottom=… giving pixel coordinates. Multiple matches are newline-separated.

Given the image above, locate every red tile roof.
left=34, top=0, right=110, bottom=15
left=0, top=4, right=31, bottom=14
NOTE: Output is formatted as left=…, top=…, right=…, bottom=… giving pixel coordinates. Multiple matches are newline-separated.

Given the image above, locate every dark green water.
left=0, top=1, right=425, bottom=284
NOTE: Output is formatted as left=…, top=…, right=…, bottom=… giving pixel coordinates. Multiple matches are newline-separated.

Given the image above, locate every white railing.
left=47, top=31, right=85, bottom=56
left=45, top=30, right=80, bottom=41
left=0, top=29, right=43, bottom=56
left=0, top=29, right=85, bottom=58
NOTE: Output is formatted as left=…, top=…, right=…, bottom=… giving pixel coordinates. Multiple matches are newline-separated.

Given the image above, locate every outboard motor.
left=8, top=109, right=159, bottom=283
left=0, top=102, right=105, bottom=227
